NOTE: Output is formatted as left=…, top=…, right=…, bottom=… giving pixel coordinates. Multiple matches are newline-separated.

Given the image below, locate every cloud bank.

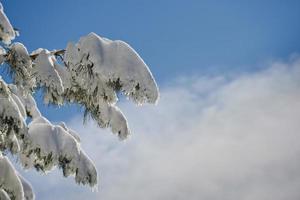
left=21, top=58, right=300, bottom=200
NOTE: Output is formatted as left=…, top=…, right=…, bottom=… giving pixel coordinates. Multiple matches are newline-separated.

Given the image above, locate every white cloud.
left=20, top=58, right=300, bottom=200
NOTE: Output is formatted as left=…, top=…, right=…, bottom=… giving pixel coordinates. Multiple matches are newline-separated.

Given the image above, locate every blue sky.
left=4, top=0, right=300, bottom=78
left=2, top=1, right=300, bottom=199
left=3, top=0, right=300, bottom=122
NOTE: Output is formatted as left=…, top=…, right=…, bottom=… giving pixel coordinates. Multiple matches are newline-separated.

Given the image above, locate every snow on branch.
left=0, top=3, right=16, bottom=45
left=0, top=2, right=159, bottom=198
left=61, top=32, right=160, bottom=138
left=6, top=43, right=35, bottom=93
left=65, top=32, right=159, bottom=105
left=0, top=46, right=6, bottom=64
left=31, top=49, right=64, bottom=104
left=20, top=116, right=97, bottom=187
left=18, top=174, right=35, bottom=200
left=0, top=78, right=27, bottom=154
left=0, top=32, right=159, bottom=194
left=86, top=100, right=130, bottom=139
left=0, top=155, right=24, bottom=200
left=7, top=87, right=98, bottom=187
left=0, top=189, right=10, bottom=200
left=1, top=33, right=159, bottom=139
left=0, top=154, right=34, bottom=200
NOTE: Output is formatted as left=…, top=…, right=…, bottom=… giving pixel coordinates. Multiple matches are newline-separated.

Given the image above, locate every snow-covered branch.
left=0, top=155, right=24, bottom=200
left=0, top=2, right=159, bottom=199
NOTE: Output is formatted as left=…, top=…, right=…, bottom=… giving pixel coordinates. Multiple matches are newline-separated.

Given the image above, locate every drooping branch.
left=0, top=1, right=159, bottom=198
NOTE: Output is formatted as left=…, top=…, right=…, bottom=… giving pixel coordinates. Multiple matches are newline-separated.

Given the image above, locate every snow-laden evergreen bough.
left=0, top=4, right=159, bottom=200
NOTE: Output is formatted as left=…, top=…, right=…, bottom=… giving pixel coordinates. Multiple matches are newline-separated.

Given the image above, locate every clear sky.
left=3, top=0, right=300, bottom=122
left=2, top=1, right=300, bottom=199
left=4, top=0, right=300, bottom=78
